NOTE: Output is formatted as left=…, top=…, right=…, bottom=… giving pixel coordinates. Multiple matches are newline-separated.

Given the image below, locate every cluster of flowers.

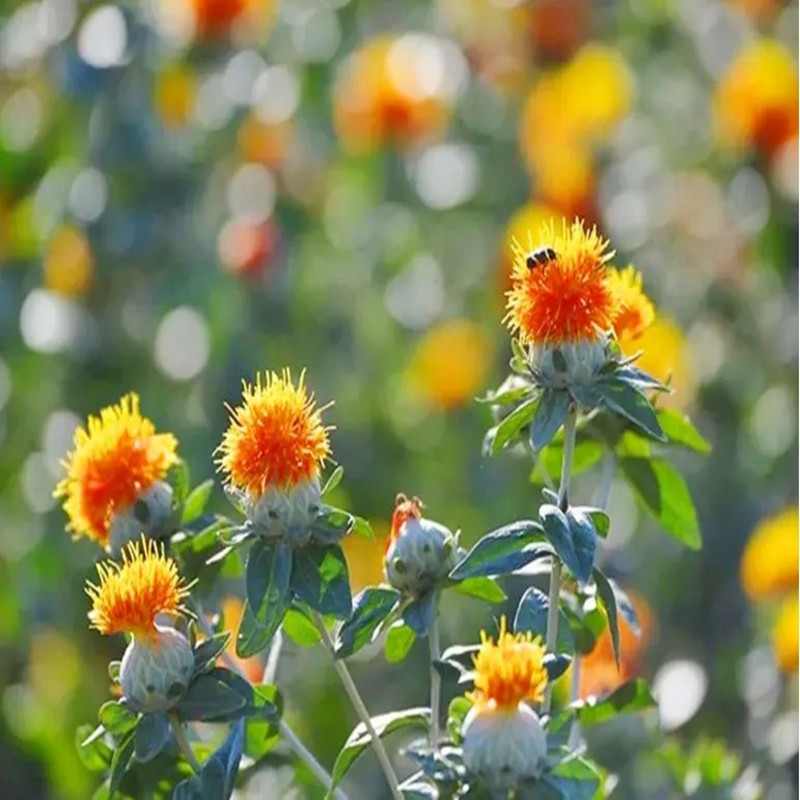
left=60, top=218, right=700, bottom=798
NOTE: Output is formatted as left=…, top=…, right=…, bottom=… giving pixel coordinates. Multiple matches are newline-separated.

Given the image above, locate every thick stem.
left=169, top=714, right=202, bottom=773
left=429, top=606, right=442, bottom=748
left=193, top=610, right=346, bottom=800
left=543, top=408, right=577, bottom=713
left=314, top=614, right=404, bottom=800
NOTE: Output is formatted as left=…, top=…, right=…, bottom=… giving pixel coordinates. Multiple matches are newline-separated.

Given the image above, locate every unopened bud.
left=532, top=338, right=609, bottom=392
left=245, top=477, right=321, bottom=546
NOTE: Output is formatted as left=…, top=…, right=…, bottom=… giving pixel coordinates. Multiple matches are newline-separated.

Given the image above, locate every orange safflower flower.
left=505, top=218, right=616, bottom=345
left=216, top=369, right=331, bottom=498
left=86, top=538, right=192, bottom=640
left=54, top=394, right=178, bottom=548
left=469, top=616, right=548, bottom=711
left=385, top=493, right=424, bottom=555
left=607, top=265, right=656, bottom=344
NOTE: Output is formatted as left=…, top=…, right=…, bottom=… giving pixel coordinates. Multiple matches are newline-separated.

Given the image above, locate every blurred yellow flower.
left=238, top=116, right=294, bottom=168
left=773, top=595, right=798, bottom=674
left=333, top=36, right=452, bottom=154
left=714, top=39, right=798, bottom=159
left=341, top=520, right=389, bottom=594
left=608, top=265, right=655, bottom=343
left=624, top=315, right=693, bottom=409
left=741, top=508, right=798, bottom=600
left=404, top=319, right=492, bottom=409
left=154, top=67, right=196, bottom=129
left=44, top=225, right=93, bottom=296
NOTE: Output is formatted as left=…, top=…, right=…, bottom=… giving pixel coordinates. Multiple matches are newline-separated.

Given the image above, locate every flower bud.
left=120, top=624, right=194, bottom=714
left=462, top=703, right=547, bottom=791
left=109, top=481, right=174, bottom=557
left=531, top=338, right=609, bottom=393
left=244, top=476, right=321, bottom=546
left=384, top=513, right=457, bottom=596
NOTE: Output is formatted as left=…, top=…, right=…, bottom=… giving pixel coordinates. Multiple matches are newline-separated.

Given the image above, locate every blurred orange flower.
left=333, top=36, right=453, bottom=154
left=404, top=319, right=492, bottom=409
left=44, top=225, right=94, bottom=296
left=714, top=40, right=798, bottom=159
left=181, top=0, right=276, bottom=38
left=238, top=116, right=294, bottom=169
left=740, top=508, right=798, bottom=674
left=580, top=591, right=653, bottom=698
left=527, top=0, right=590, bottom=59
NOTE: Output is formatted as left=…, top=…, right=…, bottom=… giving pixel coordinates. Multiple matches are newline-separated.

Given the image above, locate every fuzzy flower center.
left=216, top=369, right=331, bottom=498
left=469, top=616, right=548, bottom=711
left=54, top=393, right=178, bottom=547
left=86, top=537, right=192, bottom=638
left=505, top=218, right=617, bottom=346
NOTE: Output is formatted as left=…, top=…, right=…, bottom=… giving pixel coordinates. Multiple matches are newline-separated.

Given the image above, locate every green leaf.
left=573, top=678, right=657, bottom=725
left=535, top=439, right=604, bottom=483
left=540, top=505, right=596, bottom=584
left=351, top=516, right=374, bottom=538
left=336, top=587, right=400, bottom=658
left=595, top=379, right=666, bottom=442
left=592, top=568, right=620, bottom=668
left=620, top=457, right=701, bottom=549
left=531, top=390, right=571, bottom=452
left=177, top=668, right=254, bottom=723
left=513, top=586, right=574, bottom=654
left=448, top=521, right=547, bottom=580
left=75, top=724, right=112, bottom=773
left=243, top=685, right=282, bottom=763
left=168, top=461, right=191, bottom=507
left=452, top=576, right=506, bottom=604
left=475, top=384, right=532, bottom=406
left=193, top=632, right=231, bottom=676
left=329, top=708, right=431, bottom=794
left=544, top=653, right=572, bottom=681
left=402, top=592, right=436, bottom=637
left=181, top=480, right=215, bottom=526
left=236, top=600, right=278, bottom=659
left=545, top=712, right=575, bottom=751
left=488, top=396, right=539, bottom=454
left=447, top=697, right=472, bottom=744
left=283, top=606, right=322, bottom=647
left=134, top=713, right=170, bottom=763
left=108, top=728, right=135, bottom=799
left=309, top=505, right=355, bottom=545
left=541, top=757, right=601, bottom=800
left=98, top=702, right=138, bottom=736
left=290, top=543, right=352, bottom=619
left=108, top=661, right=121, bottom=683
left=321, top=465, right=344, bottom=497
left=242, top=539, right=292, bottom=652
left=384, top=622, right=416, bottom=663
left=566, top=507, right=599, bottom=582
left=657, top=409, right=711, bottom=453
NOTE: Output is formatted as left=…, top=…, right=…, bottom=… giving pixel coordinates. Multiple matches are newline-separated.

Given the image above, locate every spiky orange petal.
left=54, top=394, right=178, bottom=547
left=607, top=265, right=655, bottom=344
left=385, top=493, right=424, bottom=554
left=469, top=616, right=548, bottom=710
left=86, top=538, right=191, bottom=638
left=505, top=218, right=617, bottom=345
left=216, top=369, right=331, bottom=497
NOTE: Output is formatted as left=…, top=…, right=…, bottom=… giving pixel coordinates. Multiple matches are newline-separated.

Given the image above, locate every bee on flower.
left=216, top=369, right=333, bottom=545
left=461, top=616, right=550, bottom=791
left=54, top=394, right=178, bottom=555
left=86, top=538, right=195, bottom=713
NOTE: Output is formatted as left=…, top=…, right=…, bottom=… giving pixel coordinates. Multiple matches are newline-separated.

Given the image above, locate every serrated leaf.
left=452, top=576, right=506, bottom=604
left=329, top=708, right=431, bottom=794
left=290, top=543, right=352, bottom=619
left=309, top=506, right=355, bottom=545
left=531, top=390, right=571, bottom=452
left=620, top=457, right=701, bottom=549
left=513, top=586, right=574, bottom=654
left=448, top=521, right=546, bottom=580
left=134, top=713, right=170, bottom=763
left=595, top=379, right=666, bottom=442
left=489, top=396, right=540, bottom=454
left=176, top=668, right=254, bottom=723
left=384, top=622, right=416, bottom=663
left=573, top=678, right=657, bottom=724
left=335, top=587, right=400, bottom=658
left=657, top=409, right=711, bottom=453
left=243, top=539, right=292, bottom=652
left=181, top=480, right=215, bottom=526
left=592, top=568, right=621, bottom=667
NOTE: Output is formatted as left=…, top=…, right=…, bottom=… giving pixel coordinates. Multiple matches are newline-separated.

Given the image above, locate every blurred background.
left=0, top=0, right=797, bottom=797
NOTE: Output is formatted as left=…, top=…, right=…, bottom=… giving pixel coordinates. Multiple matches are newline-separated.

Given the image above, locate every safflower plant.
left=63, top=218, right=719, bottom=799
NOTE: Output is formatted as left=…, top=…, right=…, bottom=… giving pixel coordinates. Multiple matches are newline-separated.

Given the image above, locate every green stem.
left=169, top=714, right=202, bottom=774
left=543, top=408, right=577, bottom=713
left=429, top=604, right=442, bottom=748
left=314, top=613, right=404, bottom=800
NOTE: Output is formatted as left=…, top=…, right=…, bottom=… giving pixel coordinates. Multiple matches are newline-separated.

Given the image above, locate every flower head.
left=386, top=493, right=424, bottom=554
left=216, top=369, right=331, bottom=498
left=505, top=218, right=616, bottom=345
left=54, top=394, right=178, bottom=548
left=86, top=538, right=192, bottom=638
left=469, top=616, right=548, bottom=711
left=607, top=265, right=656, bottom=344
